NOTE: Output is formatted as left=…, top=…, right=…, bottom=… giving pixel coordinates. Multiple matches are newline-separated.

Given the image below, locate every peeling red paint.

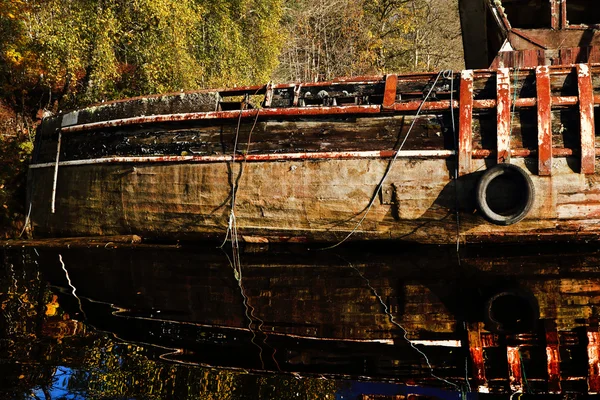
left=577, top=64, right=595, bottom=174
left=496, top=68, right=511, bottom=163
left=459, top=70, right=474, bottom=175
left=536, top=66, right=552, bottom=176
left=382, top=74, right=398, bottom=109
left=62, top=105, right=382, bottom=133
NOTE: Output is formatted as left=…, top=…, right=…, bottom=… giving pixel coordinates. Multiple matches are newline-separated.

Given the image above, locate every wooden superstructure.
left=460, top=0, right=600, bottom=68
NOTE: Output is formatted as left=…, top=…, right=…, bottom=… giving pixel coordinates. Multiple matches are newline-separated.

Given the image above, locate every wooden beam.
left=459, top=70, right=474, bottom=176
left=536, top=66, right=552, bottom=176
left=577, top=64, right=595, bottom=174
left=383, top=74, right=398, bottom=109
left=497, top=68, right=511, bottom=163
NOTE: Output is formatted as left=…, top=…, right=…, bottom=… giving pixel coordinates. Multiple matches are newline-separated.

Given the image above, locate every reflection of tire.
left=484, top=290, right=540, bottom=334
left=476, top=163, right=534, bottom=225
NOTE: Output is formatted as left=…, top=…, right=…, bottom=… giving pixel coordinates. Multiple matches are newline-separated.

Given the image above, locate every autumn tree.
left=274, top=0, right=463, bottom=81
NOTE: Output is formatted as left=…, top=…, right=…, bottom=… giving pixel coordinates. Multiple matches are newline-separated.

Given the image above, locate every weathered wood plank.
left=496, top=68, right=511, bottom=163
left=577, top=64, right=595, bottom=174
left=459, top=70, right=474, bottom=175
left=536, top=66, right=552, bottom=175
left=383, top=74, right=398, bottom=108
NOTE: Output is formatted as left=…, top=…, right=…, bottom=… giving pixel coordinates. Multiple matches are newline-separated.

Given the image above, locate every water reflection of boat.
left=25, top=243, right=600, bottom=394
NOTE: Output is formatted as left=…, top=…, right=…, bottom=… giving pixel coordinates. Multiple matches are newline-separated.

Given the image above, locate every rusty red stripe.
left=536, top=66, right=552, bottom=176
left=383, top=74, right=398, bottom=108
left=459, top=70, right=474, bottom=175
left=29, top=149, right=457, bottom=169
left=496, top=68, right=511, bottom=163
left=61, top=105, right=382, bottom=132
left=577, top=64, right=596, bottom=174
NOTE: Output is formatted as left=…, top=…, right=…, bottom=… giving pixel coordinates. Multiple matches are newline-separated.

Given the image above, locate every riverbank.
left=0, top=101, right=34, bottom=239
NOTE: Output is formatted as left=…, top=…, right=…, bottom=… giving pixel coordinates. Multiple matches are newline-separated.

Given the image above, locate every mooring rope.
left=218, top=87, right=283, bottom=371
left=58, top=254, right=86, bottom=319
left=322, top=70, right=448, bottom=249
left=344, top=257, right=461, bottom=391
left=442, top=69, right=462, bottom=265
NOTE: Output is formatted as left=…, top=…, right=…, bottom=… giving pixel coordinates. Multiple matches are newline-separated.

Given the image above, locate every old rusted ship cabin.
left=26, top=0, right=600, bottom=244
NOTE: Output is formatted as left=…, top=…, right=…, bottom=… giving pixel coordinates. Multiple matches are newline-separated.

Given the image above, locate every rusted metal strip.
left=61, top=105, right=382, bottom=133
left=536, top=66, right=552, bottom=176
left=382, top=74, right=398, bottom=109
left=34, top=147, right=598, bottom=170
left=577, top=64, right=595, bottom=174
left=29, top=149, right=458, bottom=169
left=545, top=320, right=561, bottom=393
left=459, top=70, right=474, bottom=175
left=588, top=329, right=600, bottom=392
left=50, top=131, right=62, bottom=214
left=507, top=346, right=523, bottom=392
left=472, top=96, right=582, bottom=109
left=496, top=68, right=511, bottom=163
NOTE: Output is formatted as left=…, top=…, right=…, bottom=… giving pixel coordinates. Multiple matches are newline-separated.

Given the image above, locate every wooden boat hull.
left=27, top=65, right=600, bottom=244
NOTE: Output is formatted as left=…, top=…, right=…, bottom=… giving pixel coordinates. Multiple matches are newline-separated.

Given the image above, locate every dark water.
left=2, top=242, right=600, bottom=399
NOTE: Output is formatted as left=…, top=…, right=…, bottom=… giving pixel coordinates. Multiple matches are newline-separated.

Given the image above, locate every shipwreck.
left=26, top=0, right=600, bottom=244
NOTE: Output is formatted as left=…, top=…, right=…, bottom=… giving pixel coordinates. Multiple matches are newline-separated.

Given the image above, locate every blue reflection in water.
left=32, top=366, right=85, bottom=400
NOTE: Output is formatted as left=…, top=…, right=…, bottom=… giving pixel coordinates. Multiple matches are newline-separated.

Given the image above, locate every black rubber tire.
left=484, top=290, right=540, bottom=334
left=476, top=163, right=534, bottom=226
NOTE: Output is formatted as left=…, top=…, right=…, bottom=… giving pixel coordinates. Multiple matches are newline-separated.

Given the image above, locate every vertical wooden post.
left=550, top=0, right=560, bottom=29
left=383, top=74, right=398, bottom=109
left=536, top=66, right=552, bottom=176
left=561, top=0, right=568, bottom=29
left=577, top=64, right=595, bottom=175
left=496, top=68, right=511, bottom=164
left=459, top=70, right=474, bottom=176
left=545, top=320, right=561, bottom=393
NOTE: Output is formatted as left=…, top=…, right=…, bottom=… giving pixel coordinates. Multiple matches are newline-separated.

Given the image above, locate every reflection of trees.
left=0, top=250, right=335, bottom=399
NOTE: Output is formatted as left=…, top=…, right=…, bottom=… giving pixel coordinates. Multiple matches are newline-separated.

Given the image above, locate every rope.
left=442, top=70, right=462, bottom=264
left=322, top=70, right=448, bottom=250
left=344, top=257, right=460, bottom=391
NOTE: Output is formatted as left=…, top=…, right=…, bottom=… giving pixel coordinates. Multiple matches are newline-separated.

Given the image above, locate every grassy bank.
left=0, top=101, right=34, bottom=239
